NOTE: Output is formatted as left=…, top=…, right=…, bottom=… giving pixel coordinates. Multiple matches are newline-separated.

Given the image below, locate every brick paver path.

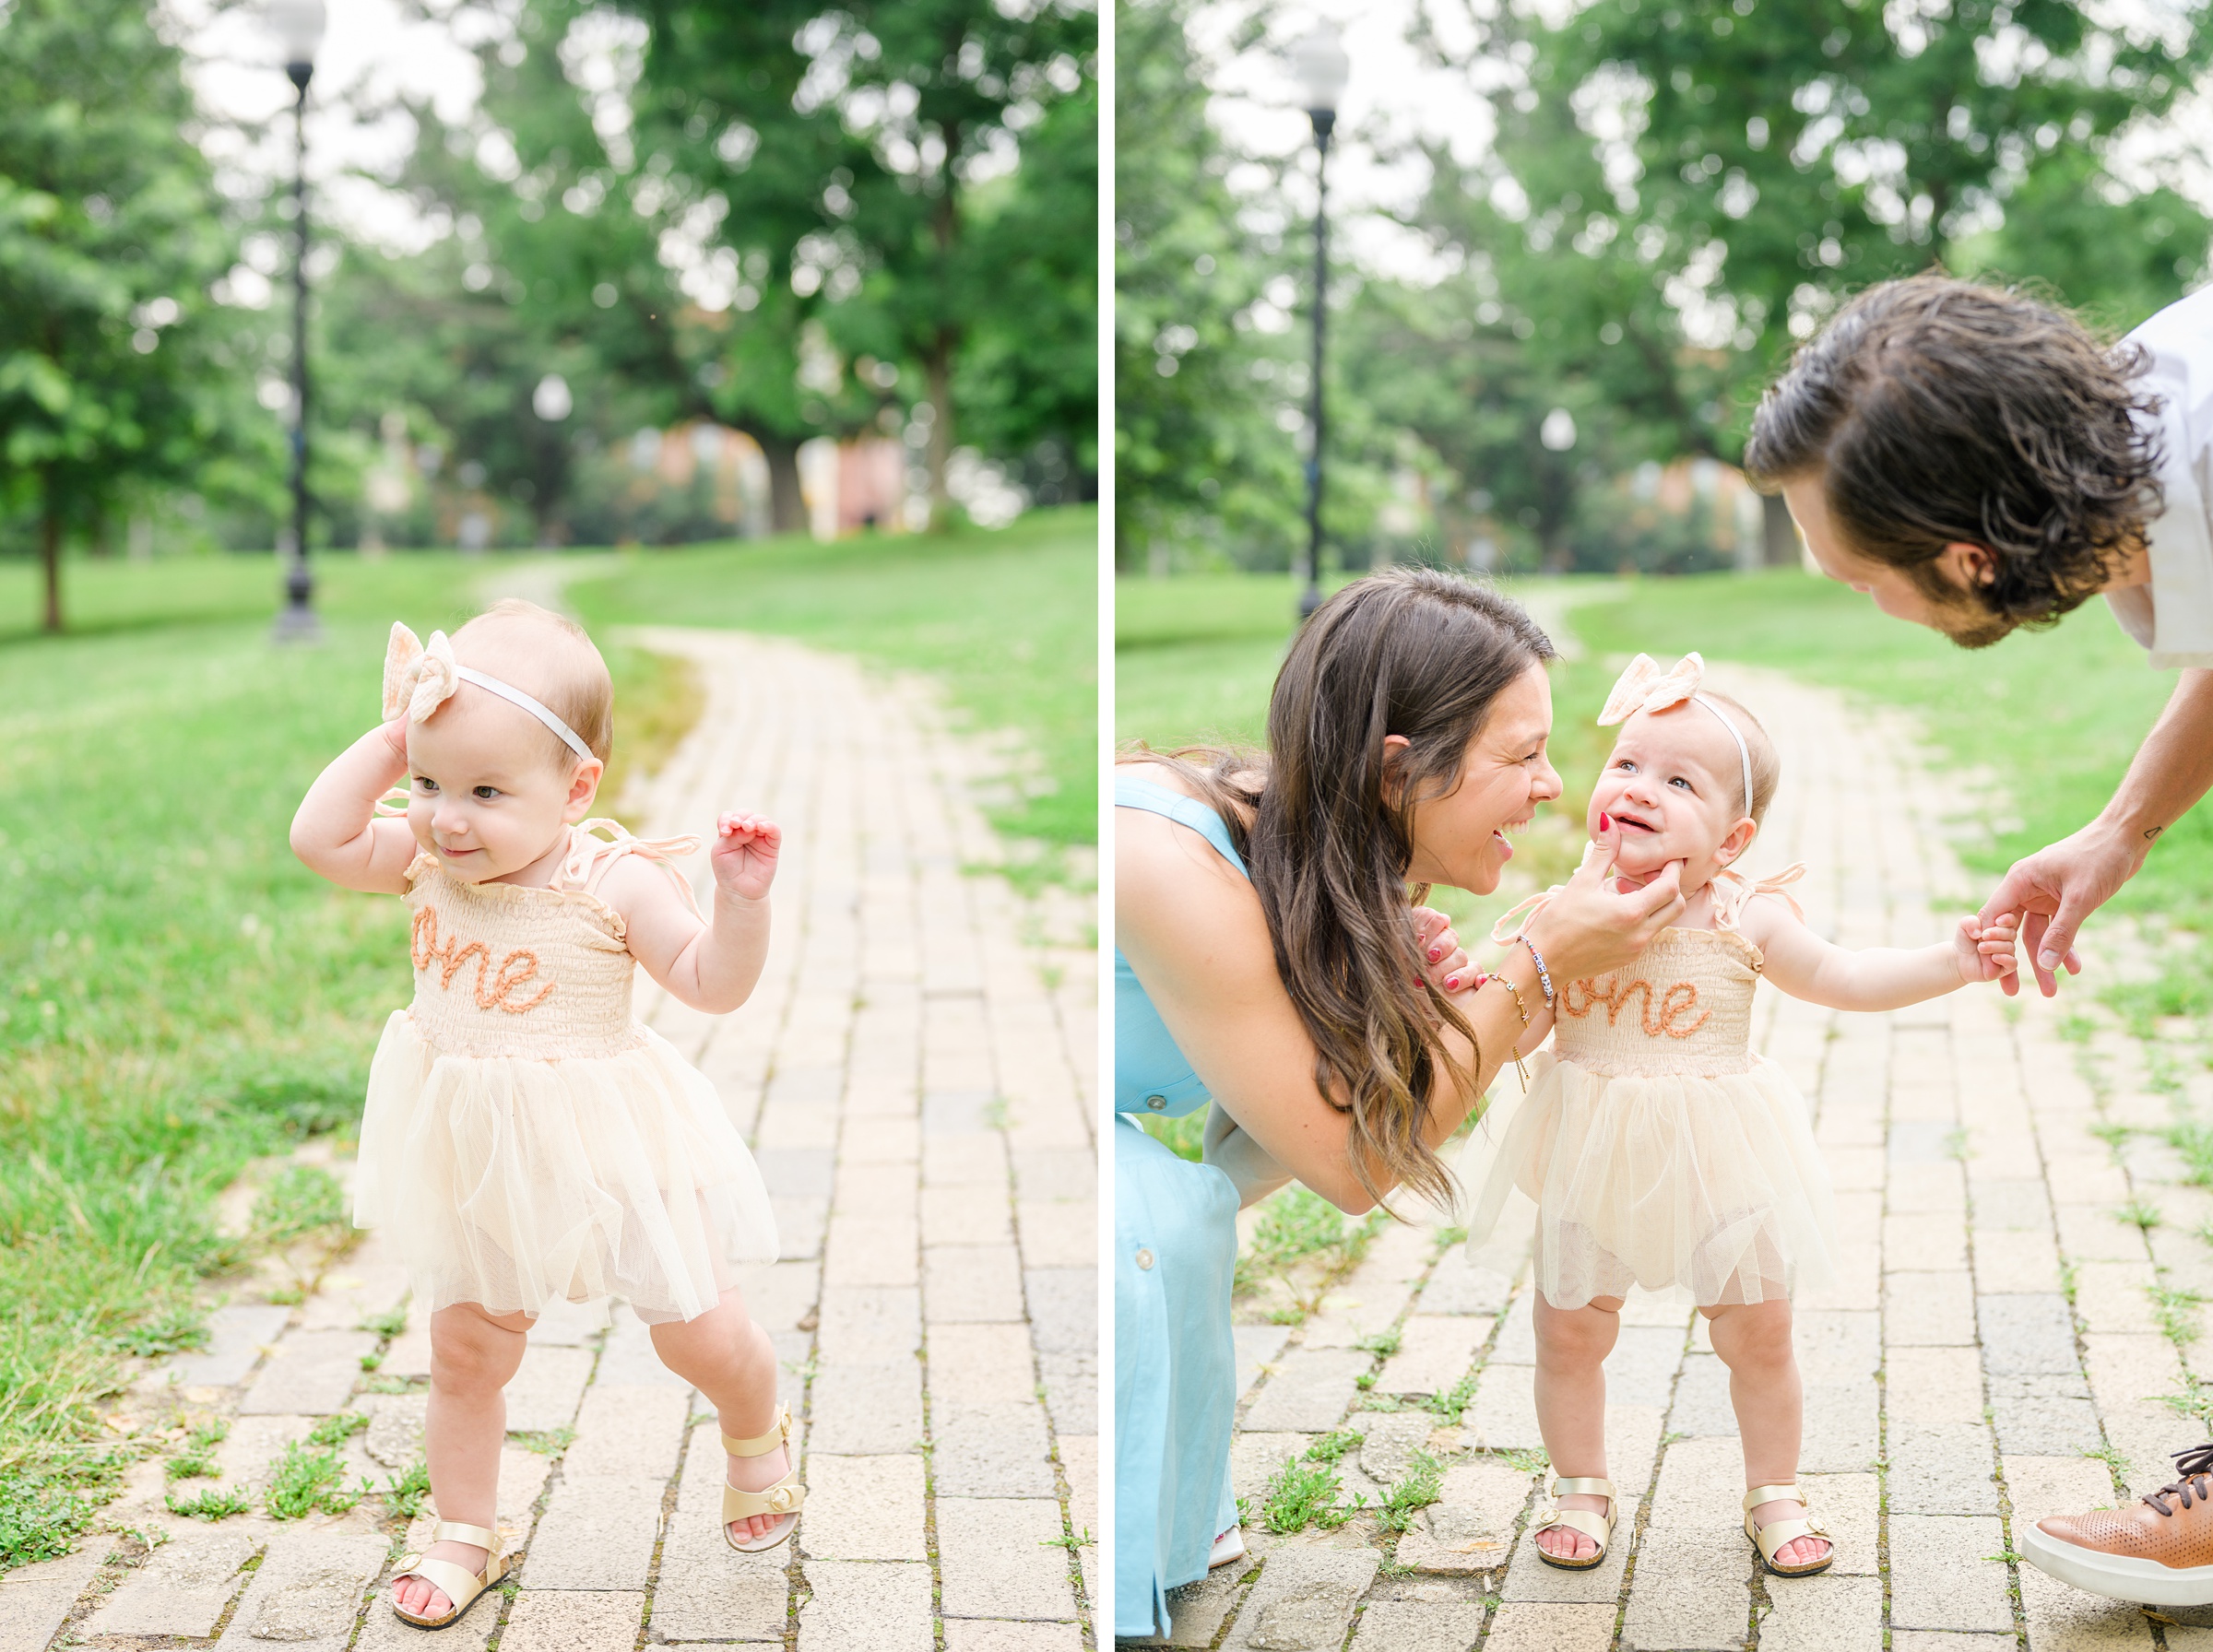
left=1147, top=661, right=2213, bottom=1651
left=14, top=629, right=1096, bottom=1652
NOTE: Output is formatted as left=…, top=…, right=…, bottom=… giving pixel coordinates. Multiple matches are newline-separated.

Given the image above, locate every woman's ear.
left=1714, top=815, right=1758, bottom=867
left=1379, top=733, right=1411, bottom=808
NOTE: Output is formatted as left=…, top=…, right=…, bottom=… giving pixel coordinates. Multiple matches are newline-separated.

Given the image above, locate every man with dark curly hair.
left=1747, top=271, right=2213, bottom=1606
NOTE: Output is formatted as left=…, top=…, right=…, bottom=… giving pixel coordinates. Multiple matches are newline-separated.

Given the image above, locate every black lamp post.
left=270, top=0, right=326, bottom=643
left=1292, top=24, right=1349, bottom=622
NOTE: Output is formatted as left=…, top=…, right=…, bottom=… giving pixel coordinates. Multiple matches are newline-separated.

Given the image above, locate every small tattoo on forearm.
left=2146, top=826, right=2166, bottom=842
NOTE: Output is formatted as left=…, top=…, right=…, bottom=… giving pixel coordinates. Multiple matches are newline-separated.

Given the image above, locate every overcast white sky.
left=1185, top=1, right=1502, bottom=279
left=176, top=0, right=2213, bottom=288
left=175, top=0, right=491, bottom=252
left=1183, top=0, right=2213, bottom=284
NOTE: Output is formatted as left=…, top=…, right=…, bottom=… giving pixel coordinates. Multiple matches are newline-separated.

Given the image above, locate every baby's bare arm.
left=1742, top=895, right=2018, bottom=1010
left=290, top=717, right=419, bottom=894
left=603, top=853, right=771, bottom=1016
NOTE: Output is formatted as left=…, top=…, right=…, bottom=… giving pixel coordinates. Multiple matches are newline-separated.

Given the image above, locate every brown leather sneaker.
left=2021, top=1444, right=2213, bottom=1605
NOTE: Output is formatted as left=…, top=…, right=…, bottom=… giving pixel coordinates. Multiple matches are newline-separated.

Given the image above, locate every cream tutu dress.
left=352, top=821, right=778, bottom=1324
left=1460, top=862, right=1837, bottom=1309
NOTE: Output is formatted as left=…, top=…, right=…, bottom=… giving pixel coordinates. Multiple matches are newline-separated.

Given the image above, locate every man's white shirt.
left=2109, top=284, right=2213, bottom=668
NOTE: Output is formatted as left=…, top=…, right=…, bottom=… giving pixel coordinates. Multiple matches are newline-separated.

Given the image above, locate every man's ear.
left=1937, top=540, right=1999, bottom=590
left=1714, top=815, right=1758, bottom=868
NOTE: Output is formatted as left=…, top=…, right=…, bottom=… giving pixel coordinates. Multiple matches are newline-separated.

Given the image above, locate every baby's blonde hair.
left=1694, top=691, right=1781, bottom=824
left=450, top=598, right=614, bottom=765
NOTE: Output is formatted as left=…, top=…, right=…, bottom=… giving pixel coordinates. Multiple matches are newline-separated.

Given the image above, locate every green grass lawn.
left=0, top=512, right=1094, bottom=1566
left=1118, top=567, right=2211, bottom=1003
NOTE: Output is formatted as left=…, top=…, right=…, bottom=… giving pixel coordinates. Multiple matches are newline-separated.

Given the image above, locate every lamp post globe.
left=269, top=0, right=325, bottom=643
left=1291, top=24, right=1347, bottom=622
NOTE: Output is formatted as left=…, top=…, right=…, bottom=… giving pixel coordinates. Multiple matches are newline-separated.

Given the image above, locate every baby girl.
left=1459, top=653, right=2018, bottom=1579
left=291, top=601, right=798, bottom=1628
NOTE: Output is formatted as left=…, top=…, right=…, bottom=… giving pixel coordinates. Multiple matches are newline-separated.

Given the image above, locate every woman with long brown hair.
left=1115, top=567, right=1688, bottom=1637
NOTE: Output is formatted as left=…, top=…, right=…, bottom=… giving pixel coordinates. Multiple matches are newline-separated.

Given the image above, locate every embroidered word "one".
left=410, top=906, right=556, bottom=1015
left=1559, top=974, right=1711, bottom=1040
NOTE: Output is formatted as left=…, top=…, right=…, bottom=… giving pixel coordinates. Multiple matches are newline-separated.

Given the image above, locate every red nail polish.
left=1599, top=812, right=1612, bottom=832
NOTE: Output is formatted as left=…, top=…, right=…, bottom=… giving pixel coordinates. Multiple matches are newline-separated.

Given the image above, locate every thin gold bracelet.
left=1483, top=972, right=1533, bottom=1092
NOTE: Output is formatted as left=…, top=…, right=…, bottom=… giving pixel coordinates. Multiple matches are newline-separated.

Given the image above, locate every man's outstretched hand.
left=1976, top=821, right=2139, bottom=997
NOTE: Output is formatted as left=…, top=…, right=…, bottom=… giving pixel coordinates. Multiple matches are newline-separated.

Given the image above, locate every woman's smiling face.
left=1401, top=662, right=1562, bottom=894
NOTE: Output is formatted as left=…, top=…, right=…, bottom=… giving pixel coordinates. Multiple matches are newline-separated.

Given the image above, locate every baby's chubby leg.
left=397, top=1302, right=531, bottom=1620
left=650, top=1287, right=788, bottom=1544
left=1532, top=1292, right=1623, bottom=1562
left=1704, top=1297, right=1829, bottom=1570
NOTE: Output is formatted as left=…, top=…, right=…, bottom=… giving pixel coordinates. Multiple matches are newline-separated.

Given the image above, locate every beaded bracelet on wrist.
left=1519, top=935, right=1556, bottom=1012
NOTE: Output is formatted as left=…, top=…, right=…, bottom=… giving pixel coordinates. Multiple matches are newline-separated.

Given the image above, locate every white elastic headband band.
left=1690, top=693, right=1755, bottom=819
left=456, top=666, right=595, bottom=763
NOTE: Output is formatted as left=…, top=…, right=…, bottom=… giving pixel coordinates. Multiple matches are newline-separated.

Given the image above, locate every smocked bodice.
left=397, top=820, right=699, bottom=1061
left=1493, top=854, right=1805, bottom=1081
left=1549, top=926, right=1760, bottom=1078
left=402, top=856, right=642, bottom=1059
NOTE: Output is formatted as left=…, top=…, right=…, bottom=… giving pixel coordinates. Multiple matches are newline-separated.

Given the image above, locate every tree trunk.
left=40, top=482, right=62, bottom=633
left=924, top=340, right=954, bottom=531
left=1762, top=490, right=1801, bottom=568
left=760, top=434, right=806, bottom=537
left=925, top=106, right=963, bottom=535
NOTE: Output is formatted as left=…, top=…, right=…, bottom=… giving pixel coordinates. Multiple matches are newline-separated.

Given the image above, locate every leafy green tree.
left=1338, top=275, right=1628, bottom=570
left=632, top=0, right=1095, bottom=525
left=1115, top=0, right=1300, bottom=571
left=953, top=64, right=1099, bottom=499
left=1413, top=0, right=2213, bottom=561
left=0, top=0, right=255, bottom=629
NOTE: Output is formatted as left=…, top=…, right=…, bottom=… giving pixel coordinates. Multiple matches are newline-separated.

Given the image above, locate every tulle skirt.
left=1459, top=1050, right=1835, bottom=1308
left=353, top=1009, right=779, bottom=1325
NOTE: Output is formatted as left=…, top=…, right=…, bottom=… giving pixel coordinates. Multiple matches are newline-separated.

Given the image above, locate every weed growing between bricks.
left=1231, top=1187, right=1389, bottom=1325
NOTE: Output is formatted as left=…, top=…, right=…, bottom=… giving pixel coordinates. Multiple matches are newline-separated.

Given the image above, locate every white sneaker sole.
left=1208, top=1529, right=1246, bottom=1570
left=2020, top=1520, right=2213, bottom=1605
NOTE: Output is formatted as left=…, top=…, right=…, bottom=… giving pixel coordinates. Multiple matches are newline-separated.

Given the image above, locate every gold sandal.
left=723, top=1403, right=806, bottom=1553
left=389, top=1520, right=510, bottom=1629
left=1744, top=1482, right=1834, bottom=1577
left=1533, top=1472, right=1617, bottom=1571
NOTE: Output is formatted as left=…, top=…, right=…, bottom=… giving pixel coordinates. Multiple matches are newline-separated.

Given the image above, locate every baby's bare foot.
left=392, top=1540, right=488, bottom=1620
left=726, top=1441, right=795, bottom=1545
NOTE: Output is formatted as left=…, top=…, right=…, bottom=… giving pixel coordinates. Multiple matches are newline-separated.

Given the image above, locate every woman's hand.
left=1521, top=818, right=1686, bottom=982
left=1412, top=906, right=1473, bottom=994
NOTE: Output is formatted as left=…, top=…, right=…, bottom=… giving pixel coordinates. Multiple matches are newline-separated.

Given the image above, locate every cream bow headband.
left=382, top=621, right=594, bottom=763
left=1597, top=651, right=1754, bottom=819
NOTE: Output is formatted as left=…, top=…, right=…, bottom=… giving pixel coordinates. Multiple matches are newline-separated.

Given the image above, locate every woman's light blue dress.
left=1115, top=776, right=1246, bottom=1639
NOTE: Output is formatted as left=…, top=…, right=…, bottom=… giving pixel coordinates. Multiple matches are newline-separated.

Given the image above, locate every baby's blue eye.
left=1670, top=776, right=1691, bottom=790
